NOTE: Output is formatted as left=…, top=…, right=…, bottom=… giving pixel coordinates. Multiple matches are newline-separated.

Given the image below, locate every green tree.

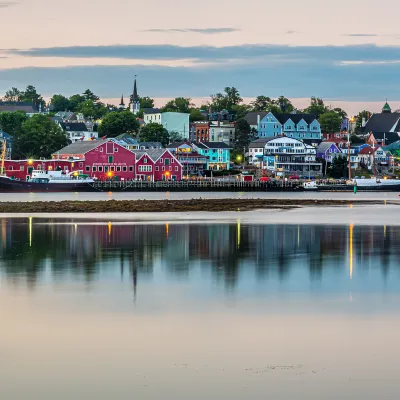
left=19, top=85, right=46, bottom=109
left=82, top=89, right=100, bottom=102
left=251, top=96, right=272, bottom=111
left=77, top=100, right=108, bottom=119
left=333, top=107, right=348, bottom=119
left=3, top=87, right=22, bottom=102
left=68, top=94, right=86, bottom=112
left=189, top=108, right=205, bottom=122
left=139, top=123, right=169, bottom=146
left=231, top=104, right=251, bottom=120
left=0, top=111, right=28, bottom=136
left=138, top=96, right=155, bottom=109
left=210, top=87, right=242, bottom=111
left=162, top=97, right=193, bottom=113
left=319, top=111, right=342, bottom=133
left=275, top=96, right=294, bottom=113
left=12, top=115, right=68, bottom=159
left=304, top=97, right=329, bottom=118
left=329, top=155, right=348, bottom=179
left=98, top=111, right=140, bottom=137
left=350, top=134, right=364, bottom=144
left=169, top=131, right=184, bottom=143
left=234, top=118, right=255, bottom=151
left=50, top=94, right=70, bottom=112
left=355, top=110, right=371, bottom=134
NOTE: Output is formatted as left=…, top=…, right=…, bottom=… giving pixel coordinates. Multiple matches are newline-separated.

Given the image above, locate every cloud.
left=142, top=28, right=239, bottom=34
left=343, top=33, right=379, bottom=37
left=8, top=43, right=400, bottom=65
left=0, top=1, right=18, bottom=8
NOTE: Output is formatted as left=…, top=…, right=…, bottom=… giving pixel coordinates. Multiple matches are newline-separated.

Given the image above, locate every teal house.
left=192, top=142, right=231, bottom=170
left=247, top=112, right=321, bottom=140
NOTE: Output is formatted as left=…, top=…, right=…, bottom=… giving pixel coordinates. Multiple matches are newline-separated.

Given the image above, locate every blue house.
left=0, top=129, right=12, bottom=159
left=316, top=142, right=341, bottom=162
left=192, top=142, right=231, bottom=170
left=256, top=112, right=321, bottom=140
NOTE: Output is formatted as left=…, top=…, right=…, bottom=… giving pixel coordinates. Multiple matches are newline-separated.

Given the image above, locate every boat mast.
left=347, top=132, right=351, bottom=180
left=0, top=139, right=6, bottom=176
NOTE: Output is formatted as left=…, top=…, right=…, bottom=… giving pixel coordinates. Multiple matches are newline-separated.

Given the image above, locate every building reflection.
left=1, top=218, right=400, bottom=291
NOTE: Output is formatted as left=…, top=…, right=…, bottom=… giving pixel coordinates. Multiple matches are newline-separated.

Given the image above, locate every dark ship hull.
left=0, top=176, right=97, bottom=192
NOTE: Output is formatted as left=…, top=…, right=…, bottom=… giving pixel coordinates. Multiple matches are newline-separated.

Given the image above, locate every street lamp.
left=165, top=171, right=170, bottom=181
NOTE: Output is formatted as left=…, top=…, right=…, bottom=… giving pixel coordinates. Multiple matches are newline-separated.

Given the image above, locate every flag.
left=80, top=136, right=84, bottom=141
left=341, top=118, right=349, bottom=132
left=101, top=135, right=107, bottom=140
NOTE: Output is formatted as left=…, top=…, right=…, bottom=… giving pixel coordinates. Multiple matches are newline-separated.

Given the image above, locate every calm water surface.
left=1, top=218, right=400, bottom=400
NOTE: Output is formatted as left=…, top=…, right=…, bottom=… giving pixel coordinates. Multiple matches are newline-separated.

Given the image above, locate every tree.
left=319, top=111, right=342, bottom=133
left=162, top=97, right=193, bottom=113
left=333, top=107, right=348, bottom=119
left=169, top=131, right=184, bottom=143
left=139, top=123, right=169, bottom=146
left=50, top=94, right=70, bottom=112
left=210, top=87, right=243, bottom=111
left=329, top=155, right=348, bottom=179
left=304, top=97, right=329, bottom=118
left=12, top=115, right=68, bottom=159
left=138, top=96, right=155, bottom=109
left=0, top=111, right=28, bottom=136
left=350, top=134, right=364, bottom=144
left=77, top=100, right=108, bottom=119
left=68, top=94, right=86, bottom=112
left=19, top=85, right=46, bottom=109
left=82, top=89, right=99, bottom=102
left=189, top=108, right=205, bottom=122
left=231, top=104, right=251, bottom=120
left=234, top=118, right=255, bottom=151
left=98, top=111, right=140, bottom=138
left=251, top=96, right=272, bottom=111
left=3, top=87, right=22, bottom=102
left=355, top=110, right=371, bottom=134
left=275, top=96, right=294, bottom=113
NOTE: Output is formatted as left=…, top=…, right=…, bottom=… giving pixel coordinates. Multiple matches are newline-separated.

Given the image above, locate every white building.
left=57, top=122, right=98, bottom=143
left=209, top=122, right=235, bottom=145
left=144, top=111, right=190, bottom=139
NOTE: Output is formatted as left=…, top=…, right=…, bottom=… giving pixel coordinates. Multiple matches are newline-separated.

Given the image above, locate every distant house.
left=138, top=142, right=163, bottom=150
left=244, top=112, right=268, bottom=131
left=166, top=141, right=208, bottom=175
left=113, top=133, right=140, bottom=150
left=57, top=121, right=98, bottom=142
left=0, top=101, right=38, bottom=115
left=358, top=145, right=391, bottom=172
left=248, top=137, right=278, bottom=166
left=143, top=111, right=190, bottom=139
left=366, top=132, right=400, bottom=147
left=0, top=129, right=12, bottom=159
left=316, top=142, right=341, bottom=162
left=192, top=142, right=231, bottom=170
left=55, top=112, right=78, bottom=121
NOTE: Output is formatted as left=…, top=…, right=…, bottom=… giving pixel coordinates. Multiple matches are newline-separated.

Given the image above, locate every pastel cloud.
left=0, top=1, right=18, bottom=8
left=142, top=28, right=240, bottom=34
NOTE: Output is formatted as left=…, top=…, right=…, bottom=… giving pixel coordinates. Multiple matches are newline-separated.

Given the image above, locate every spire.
left=130, top=75, right=140, bottom=114
left=382, top=100, right=391, bottom=113
left=120, top=94, right=125, bottom=106
left=132, top=77, right=138, bottom=102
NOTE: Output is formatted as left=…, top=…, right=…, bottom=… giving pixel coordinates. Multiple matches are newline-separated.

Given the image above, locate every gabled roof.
left=114, top=133, right=139, bottom=145
left=166, top=141, right=192, bottom=149
left=363, top=113, right=400, bottom=133
left=276, top=113, right=317, bottom=125
left=59, top=122, right=88, bottom=132
left=244, top=112, right=268, bottom=126
left=52, top=140, right=108, bottom=155
left=142, top=108, right=161, bottom=114
left=317, top=142, right=338, bottom=153
left=201, top=141, right=231, bottom=149
left=139, top=141, right=163, bottom=149
left=0, top=101, right=37, bottom=113
left=369, top=131, right=400, bottom=144
left=249, top=137, right=279, bottom=148
left=302, top=139, right=322, bottom=146
left=358, top=146, right=382, bottom=155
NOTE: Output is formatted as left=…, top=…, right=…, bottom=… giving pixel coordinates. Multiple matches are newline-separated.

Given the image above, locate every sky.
left=1, top=0, right=400, bottom=114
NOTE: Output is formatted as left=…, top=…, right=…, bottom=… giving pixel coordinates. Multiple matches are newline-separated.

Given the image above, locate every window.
left=139, top=165, right=152, bottom=172
left=85, top=166, right=90, bottom=172
left=100, top=148, right=103, bottom=152
left=115, top=147, right=118, bottom=152
left=129, top=166, right=134, bottom=172
left=9, top=166, right=13, bottom=171
left=143, top=158, right=148, bottom=163
left=79, top=162, right=83, bottom=167
left=104, top=166, right=108, bottom=172
left=171, top=158, right=175, bottom=163
left=169, top=166, right=172, bottom=171
left=116, top=166, right=121, bottom=172
left=98, top=166, right=103, bottom=172
left=110, top=166, right=115, bottom=172
left=156, top=166, right=159, bottom=171
left=160, top=158, right=164, bottom=163
left=162, top=166, right=165, bottom=171
left=108, top=156, right=114, bottom=163
left=92, top=166, right=97, bottom=172
left=122, top=166, right=127, bottom=172
left=175, top=166, right=178, bottom=171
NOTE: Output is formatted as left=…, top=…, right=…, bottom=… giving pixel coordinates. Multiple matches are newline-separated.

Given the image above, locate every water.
left=1, top=218, right=400, bottom=399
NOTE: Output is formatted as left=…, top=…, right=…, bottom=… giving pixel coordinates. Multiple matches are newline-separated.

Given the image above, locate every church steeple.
left=382, top=100, right=392, bottom=113
left=130, top=76, right=140, bottom=114
left=119, top=94, right=126, bottom=110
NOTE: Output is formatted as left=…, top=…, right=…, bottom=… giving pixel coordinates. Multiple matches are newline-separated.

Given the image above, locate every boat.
left=303, top=181, right=318, bottom=190
left=0, top=170, right=97, bottom=192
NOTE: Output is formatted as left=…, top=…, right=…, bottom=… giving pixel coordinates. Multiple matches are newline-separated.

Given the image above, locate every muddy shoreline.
left=0, top=198, right=398, bottom=213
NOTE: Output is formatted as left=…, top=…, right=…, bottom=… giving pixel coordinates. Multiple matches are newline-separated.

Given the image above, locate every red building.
left=3, top=139, right=183, bottom=181
left=193, top=122, right=210, bottom=142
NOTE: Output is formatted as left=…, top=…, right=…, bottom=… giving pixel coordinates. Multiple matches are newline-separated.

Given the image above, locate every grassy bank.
left=0, top=198, right=397, bottom=213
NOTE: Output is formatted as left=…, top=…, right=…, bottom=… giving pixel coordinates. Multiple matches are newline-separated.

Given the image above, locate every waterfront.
left=1, top=219, right=400, bottom=399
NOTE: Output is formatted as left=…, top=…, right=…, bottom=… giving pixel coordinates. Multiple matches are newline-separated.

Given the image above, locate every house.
left=340, top=144, right=369, bottom=170
left=366, top=132, right=400, bottom=147
left=0, top=101, right=38, bottom=115
left=358, top=145, right=392, bottom=172
left=244, top=112, right=268, bottom=131
left=363, top=102, right=400, bottom=136
left=316, top=142, right=341, bottom=162
left=51, top=140, right=136, bottom=181
left=166, top=141, right=208, bottom=175
left=209, top=122, right=235, bottom=145
left=133, top=149, right=183, bottom=181
left=138, top=142, right=163, bottom=150
left=323, top=131, right=348, bottom=141
left=206, top=109, right=234, bottom=122
left=191, top=121, right=210, bottom=142
left=192, top=142, right=231, bottom=170
left=245, top=112, right=321, bottom=139
left=248, top=136, right=323, bottom=177
left=0, top=130, right=12, bottom=159
left=57, top=122, right=98, bottom=142
left=55, top=112, right=78, bottom=121
left=143, top=111, right=190, bottom=139
left=113, top=133, right=140, bottom=150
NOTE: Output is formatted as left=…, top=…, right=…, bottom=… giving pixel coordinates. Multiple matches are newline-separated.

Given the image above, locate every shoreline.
left=0, top=198, right=399, bottom=213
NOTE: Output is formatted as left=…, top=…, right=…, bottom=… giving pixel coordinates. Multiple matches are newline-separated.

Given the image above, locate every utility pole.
left=347, top=132, right=351, bottom=180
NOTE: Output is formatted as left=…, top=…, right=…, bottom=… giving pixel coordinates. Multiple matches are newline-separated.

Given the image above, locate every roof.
left=249, top=137, right=278, bottom=148
left=358, top=146, right=382, bottom=155
left=114, top=133, right=139, bottom=145
left=0, top=101, right=37, bottom=113
left=317, top=142, right=338, bottom=153
left=139, top=142, right=163, bottom=149
left=382, top=102, right=391, bottom=113
left=369, top=131, right=400, bottom=144
left=142, top=108, right=161, bottom=114
left=276, top=113, right=317, bottom=125
left=363, top=113, right=400, bottom=134
left=59, top=122, right=88, bottom=132
left=166, top=141, right=192, bottom=148
left=132, top=79, right=139, bottom=102
left=53, top=140, right=104, bottom=155
left=302, top=139, right=322, bottom=146
left=201, top=141, right=231, bottom=149
left=244, top=112, right=268, bottom=126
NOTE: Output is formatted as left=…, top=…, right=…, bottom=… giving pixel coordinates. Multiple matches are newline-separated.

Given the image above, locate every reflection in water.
left=1, top=218, right=400, bottom=293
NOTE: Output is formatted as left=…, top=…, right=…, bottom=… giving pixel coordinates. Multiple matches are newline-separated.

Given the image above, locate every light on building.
left=107, top=171, right=113, bottom=178
left=27, top=159, right=34, bottom=165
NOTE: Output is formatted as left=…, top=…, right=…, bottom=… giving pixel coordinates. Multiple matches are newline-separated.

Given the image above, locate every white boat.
left=353, top=178, right=400, bottom=187
left=30, top=170, right=94, bottom=184
left=303, top=181, right=318, bottom=190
